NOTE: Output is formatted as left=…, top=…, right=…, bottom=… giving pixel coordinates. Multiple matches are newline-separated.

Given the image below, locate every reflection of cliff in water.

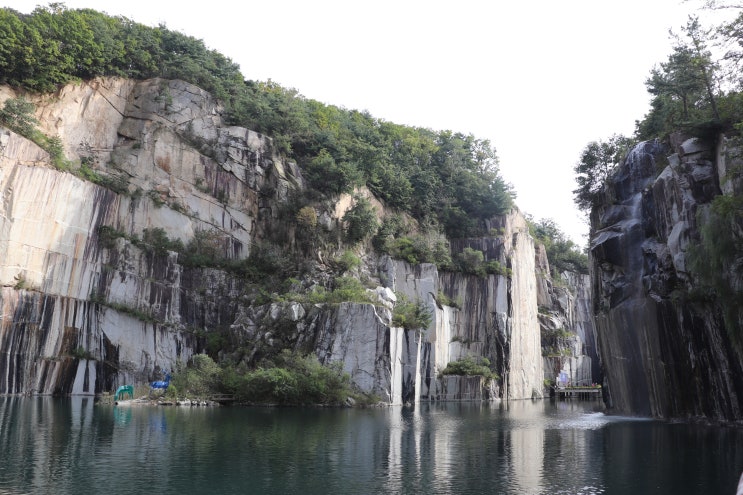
left=1, top=398, right=741, bottom=494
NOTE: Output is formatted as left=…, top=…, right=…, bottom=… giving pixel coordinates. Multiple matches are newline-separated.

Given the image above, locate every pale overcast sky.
left=8, top=1, right=732, bottom=245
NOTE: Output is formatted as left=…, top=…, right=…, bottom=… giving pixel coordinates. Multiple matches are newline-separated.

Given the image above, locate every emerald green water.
left=0, top=397, right=741, bottom=494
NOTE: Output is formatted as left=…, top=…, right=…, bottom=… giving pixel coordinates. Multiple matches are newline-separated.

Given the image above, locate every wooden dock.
left=554, top=387, right=602, bottom=400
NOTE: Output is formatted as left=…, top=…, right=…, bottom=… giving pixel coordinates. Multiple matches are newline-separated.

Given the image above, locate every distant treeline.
left=0, top=4, right=519, bottom=239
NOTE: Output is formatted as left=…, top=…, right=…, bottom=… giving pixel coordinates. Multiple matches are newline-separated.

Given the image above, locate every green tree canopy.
left=573, top=134, right=635, bottom=212
left=0, top=4, right=517, bottom=239
left=528, top=217, right=588, bottom=276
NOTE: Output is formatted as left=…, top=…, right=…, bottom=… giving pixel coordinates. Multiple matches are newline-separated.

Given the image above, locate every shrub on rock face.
left=392, top=294, right=432, bottom=331
left=296, top=206, right=318, bottom=229
left=227, top=350, right=355, bottom=405
left=440, top=356, right=498, bottom=382
left=170, top=354, right=222, bottom=398
left=0, top=97, right=38, bottom=137
left=343, top=196, right=378, bottom=245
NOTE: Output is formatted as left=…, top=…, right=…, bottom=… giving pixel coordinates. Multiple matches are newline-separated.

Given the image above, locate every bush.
left=241, top=367, right=299, bottom=403
left=228, top=350, right=356, bottom=405
left=440, top=356, right=498, bottom=381
left=392, top=294, right=432, bottom=331
left=455, top=247, right=486, bottom=276
left=180, top=229, right=225, bottom=267
left=384, top=232, right=451, bottom=268
left=343, top=196, right=378, bottom=245
left=170, top=354, right=222, bottom=398
left=142, top=227, right=184, bottom=256
left=308, top=276, right=375, bottom=304
left=0, top=97, right=38, bottom=137
left=295, top=206, right=318, bottom=229
left=334, top=249, right=361, bottom=272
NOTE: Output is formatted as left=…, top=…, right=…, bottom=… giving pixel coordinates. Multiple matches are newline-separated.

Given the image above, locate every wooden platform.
left=555, top=387, right=602, bottom=400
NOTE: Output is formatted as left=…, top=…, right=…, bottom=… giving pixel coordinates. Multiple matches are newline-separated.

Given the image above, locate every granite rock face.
left=0, top=78, right=545, bottom=401
left=590, top=136, right=743, bottom=420
left=378, top=211, right=544, bottom=402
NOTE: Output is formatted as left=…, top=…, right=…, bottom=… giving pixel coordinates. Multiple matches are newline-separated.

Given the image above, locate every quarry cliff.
left=0, top=77, right=594, bottom=402
left=590, top=135, right=743, bottom=421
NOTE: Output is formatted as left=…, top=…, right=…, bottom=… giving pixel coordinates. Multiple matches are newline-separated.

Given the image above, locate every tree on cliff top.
left=0, top=4, right=516, bottom=239
left=528, top=217, right=588, bottom=276
left=572, top=134, right=634, bottom=213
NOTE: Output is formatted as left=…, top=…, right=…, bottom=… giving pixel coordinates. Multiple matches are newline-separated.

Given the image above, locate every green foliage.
left=528, top=217, right=589, bottom=275
left=372, top=215, right=406, bottom=251
left=305, top=149, right=362, bottom=196
left=89, top=290, right=157, bottom=323
left=451, top=247, right=510, bottom=277
left=307, top=276, right=375, bottom=305
left=147, top=189, right=165, bottom=207
left=0, top=97, right=38, bottom=136
left=239, top=242, right=291, bottom=283
left=380, top=230, right=452, bottom=268
left=13, top=274, right=27, bottom=290
left=342, top=195, right=378, bottom=244
left=687, top=195, right=743, bottom=347
left=391, top=294, right=432, bottom=331
left=0, top=5, right=244, bottom=100
left=573, top=134, right=635, bottom=212
left=456, top=247, right=485, bottom=275
left=295, top=206, right=317, bottom=229
left=222, top=350, right=359, bottom=405
left=334, top=249, right=361, bottom=272
left=167, top=351, right=370, bottom=405
left=170, top=354, right=222, bottom=398
left=0, top=97, right=73, bottom=170
left=436, top=290, right=461, bottom=309
left=635, top=15, right=733, bottom=140
left=97, top=225, right=127, bottom=249
left=0, top=5, right=516, bottom=239
left=142, top=227, right=184, bottom=256
left=71, top=346, right=93, bottom=360
left=179, top=229, right=224, bottom=267
left=440, top=356, right=498, bottom=381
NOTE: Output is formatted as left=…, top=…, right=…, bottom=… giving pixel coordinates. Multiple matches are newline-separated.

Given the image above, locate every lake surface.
left=0, top=397, right=741, bottom=494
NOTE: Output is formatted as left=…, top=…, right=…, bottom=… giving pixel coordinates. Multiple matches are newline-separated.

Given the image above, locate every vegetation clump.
left=391, top=294, right=432, bottom=331
left=528, top=218, right=588, bottom=276
left=0, top=4, right=515, bottom=240
left=168, top=351, right=372, bottom=406
left=440, top=356, right=498, bottom=382
left=687, top=195, right=743, bottom=347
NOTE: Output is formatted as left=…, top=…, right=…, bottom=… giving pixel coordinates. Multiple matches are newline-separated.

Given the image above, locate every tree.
left=678, top=16, right=721, bottom=120
left=646, top=45, right=707, bottom=120
left=0, top=9, right=25, bottom=85
left=573, top=134, right=634, bottom=212
left=342, top=195, right=378, bottom=244
left=530, top=218, right=588, bottom=275
left=707, top=4, right=743, bottom=89
left=0, top=97, right=38, bottom=137
left=643, top=15, right=720, bottom=134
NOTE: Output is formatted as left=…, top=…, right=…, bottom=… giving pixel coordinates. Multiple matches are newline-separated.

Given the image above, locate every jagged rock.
left=590, top=136, right=743, bottom=421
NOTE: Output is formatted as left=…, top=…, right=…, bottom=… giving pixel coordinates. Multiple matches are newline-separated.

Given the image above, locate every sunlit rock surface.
left=0, top=78, right=545, bottom=401
left=380, top=211, right=544, bottom=401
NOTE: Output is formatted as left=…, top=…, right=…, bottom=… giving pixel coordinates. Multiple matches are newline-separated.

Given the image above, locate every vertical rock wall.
left=0, top=78, right=291, bottom=395
left=0, top=78, right=546, bottom=402
left=590, top=137, right=743, bottom=420
left=380, top=211, right=543, bottom=401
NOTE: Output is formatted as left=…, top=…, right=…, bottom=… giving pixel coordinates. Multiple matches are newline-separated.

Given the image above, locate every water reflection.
left=0, top=397, right=741, bottom=494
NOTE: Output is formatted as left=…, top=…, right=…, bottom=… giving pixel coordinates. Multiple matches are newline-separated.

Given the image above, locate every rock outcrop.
left=536, top=247, right=599, bottom=391
left=590, top=136, right=743, bottom=420
left=0, top=77, right=545, bottom=401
